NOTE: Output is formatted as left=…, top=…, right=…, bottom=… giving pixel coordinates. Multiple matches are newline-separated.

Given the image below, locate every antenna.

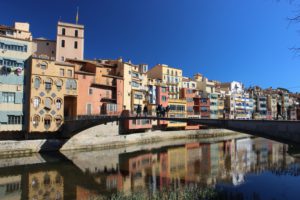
left=76, top=7, right=79, bottom=24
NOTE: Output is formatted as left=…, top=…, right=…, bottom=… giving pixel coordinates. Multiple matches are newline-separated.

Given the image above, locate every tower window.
left=75, top=30, right=78, bottom=37
left=61, top=40, right=65, bottom=48
left=62, top=28, right=65, bottom=35
left=74, top=41, right=78, bottom=49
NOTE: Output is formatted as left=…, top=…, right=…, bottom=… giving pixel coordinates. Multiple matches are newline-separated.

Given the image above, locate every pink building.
left=71, top=60, right=124, bottom=116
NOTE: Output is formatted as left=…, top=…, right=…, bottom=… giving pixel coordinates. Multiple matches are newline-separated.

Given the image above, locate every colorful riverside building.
left=26, top=21, right=84, bottom=132
left=181, top=77, right=200, bottom=129
left=147, top=64, right=187, bottom=128
left=100, top=59, right=151, bottom=131
left=0, top=22, right=32, bottom=131
left=147, top=78, right=168, bottom=126
left=194, top=73, right=219, bottom=119
left=67, top=59, right=124, bottom=115
left=221, top=81, right=253, bottom=119
left=26, top=57, right=78, bottom=132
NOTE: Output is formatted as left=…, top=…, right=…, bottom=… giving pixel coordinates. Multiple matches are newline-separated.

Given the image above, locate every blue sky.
left=1, top=0, right=300, bottom=91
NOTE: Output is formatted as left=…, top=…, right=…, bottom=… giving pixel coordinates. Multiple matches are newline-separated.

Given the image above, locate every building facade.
left=27, top=57, right=78, bottom=132
left=0, top=22, right=32, bottom=131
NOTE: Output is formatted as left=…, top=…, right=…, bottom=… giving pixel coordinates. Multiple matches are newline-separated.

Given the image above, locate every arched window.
left=56, top=98, right=62, bottom=110
left=31, top=177, right=39, bottom=189
left=55, top=174, right=62, bottom=184
left=34, top=77, right=41, bottom=89
left=62, top=28, right=66, bottom=35
left=43, top=173, right=51, bottom=185
left=44, top=97, right=52, bottom=110
left=45, top=78, right=52, bottom=91
left=32, top=97, right=41, bottom=109
left=56, top=79, right=63, bottom=90
left=55, top=115, right=63, bottom=126
left=32, top=115, right=40, bottom=127
left=61, top=40, right=65, bottom=48
left=44, top=115, right=52, bottom=129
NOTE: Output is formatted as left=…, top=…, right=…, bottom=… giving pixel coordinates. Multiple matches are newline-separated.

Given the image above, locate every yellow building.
left=147, top=64, right=183, bottom=100
left=147, top=64, right=187, bottom=128
left=26, top=56, right=78, bottom=132
left=168, top=99, right=187, bottom=128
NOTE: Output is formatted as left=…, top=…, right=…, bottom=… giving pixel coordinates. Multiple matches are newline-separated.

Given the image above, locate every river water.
left=0, top=135, right=299, bottom=200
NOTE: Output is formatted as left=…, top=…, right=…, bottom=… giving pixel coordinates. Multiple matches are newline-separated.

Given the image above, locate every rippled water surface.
left=0, top=135, right=299, bottom=200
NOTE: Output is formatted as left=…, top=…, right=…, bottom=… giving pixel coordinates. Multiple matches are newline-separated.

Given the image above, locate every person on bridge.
left=143, top=105, right=148, bottom=117
left=166, top=105, right=170, bottom=117
left=161, top=106, right=166, bottom=117
left=136, top=105, right=142, bottom=117
left=156, top=105, right=160, bottom=117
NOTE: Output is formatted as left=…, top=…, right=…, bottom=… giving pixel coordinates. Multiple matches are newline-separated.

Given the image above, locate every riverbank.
left=0, top=125, right=248, bottom=156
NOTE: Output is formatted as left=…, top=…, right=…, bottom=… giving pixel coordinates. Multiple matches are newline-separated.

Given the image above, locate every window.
left=34, top=77, right=41, bottom=89
left=67, top=69, right=72, bottom=77
left=86, top=104, right=92, bottom=115
left=59, top=69, right=64, bottom=76
left=2, top=92, right=15, bottom=103
left=44, top=115, right=52, bottom=129
left=56, top=99, right=62, bottom=110
left=61, top=40, right=65, bottom=48
left=55, top=115, right=62, bottom=126
left=44, top=98, right=52, bottom=110
left=74, top=41, right=78, bottom=49
left=61, top=56, right=64, bottom=61
left=162, top=87, right=167, bottom=93
left=45, top=79, right=52, bottom=90
left=62, top=28, right=66, bottom=35
left=8, top=116, right=22, bottom=124
left=32, top=115, right=40, bottom=127
left=40, top=62, right=47, bottom=70
left=56, top=79, right=63, bottom=90
left=33, top=97, right=41, bottom=108
left=75, top=30, right=78, bottom=37
left=88, top=88, right=93, bottom=95
left=162, top=96, right=167, bottom=102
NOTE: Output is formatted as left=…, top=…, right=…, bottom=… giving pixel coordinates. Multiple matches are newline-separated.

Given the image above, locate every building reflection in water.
left=0, top=137, right=298, bottom=200
left=28, top=171, right=63, bottom=200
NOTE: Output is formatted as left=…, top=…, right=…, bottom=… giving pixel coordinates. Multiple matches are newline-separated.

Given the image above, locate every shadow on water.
left=0, top=137, right=299, bottom=200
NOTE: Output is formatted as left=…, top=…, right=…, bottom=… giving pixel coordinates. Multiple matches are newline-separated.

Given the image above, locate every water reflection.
left=0, top=137, right=299, bottom=200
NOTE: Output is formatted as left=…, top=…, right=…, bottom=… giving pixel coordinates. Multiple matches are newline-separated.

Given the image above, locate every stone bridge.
left=61, top=115, right=300, bottom=144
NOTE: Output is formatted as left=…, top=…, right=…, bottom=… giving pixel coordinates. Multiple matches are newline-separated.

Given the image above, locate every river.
left=0, top=135, right=299, bottom=200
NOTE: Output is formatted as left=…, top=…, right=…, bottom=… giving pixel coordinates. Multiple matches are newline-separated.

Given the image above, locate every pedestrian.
left=158, top=104, right=162, bottom=117
left=165, top=105, right=170, bottom=117
left=143, top=105, right=148, bottom=117
left=156, top=105, right=160, bottom=117
left=136, top=105, right=142, bottom=117
left=162, top=107, right=166, bottom=117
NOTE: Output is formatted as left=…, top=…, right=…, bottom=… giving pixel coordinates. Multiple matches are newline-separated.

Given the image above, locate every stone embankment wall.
left=0, top=122, right=242, bottom=156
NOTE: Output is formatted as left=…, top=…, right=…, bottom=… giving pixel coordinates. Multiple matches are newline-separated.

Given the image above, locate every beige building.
left=105, top=59, right=148, bottom=112
left=267, top=94, right=278, bottom=120
left=32, top=38, right=56, bottom=59
left=0, top=22, right=32, bottom=131
left=26, top=57, right=78, bottom=132
left=194, top=73, right=216, bottom=94
left=56, top=21, right=84, bottom=61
